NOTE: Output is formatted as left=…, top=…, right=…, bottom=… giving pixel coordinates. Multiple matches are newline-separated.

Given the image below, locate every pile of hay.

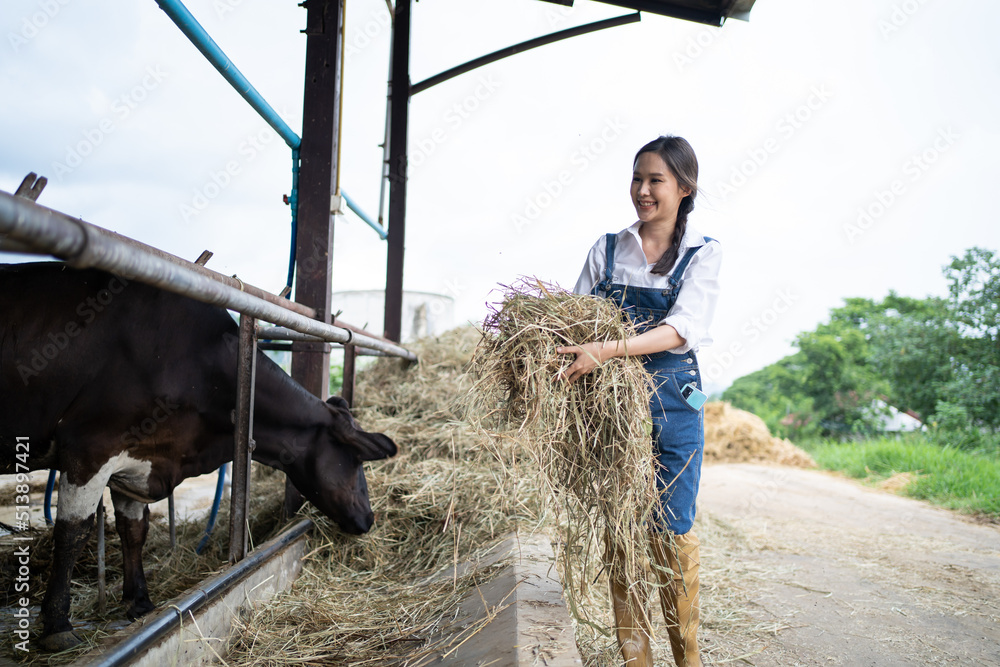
left=7, top=315, right=752, bottom=664
left=223, top=326, right=538, bottom=666
left=468, top=279, right=658, bottom=629
left=704, top=402, right=815, bottom=468
left=350, top=326, right=483, bottom=461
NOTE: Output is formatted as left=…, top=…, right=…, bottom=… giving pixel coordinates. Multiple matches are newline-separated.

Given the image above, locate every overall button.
left=688, top=370, right=696, bottom=376
left=684, top=358, right=693, bottom=364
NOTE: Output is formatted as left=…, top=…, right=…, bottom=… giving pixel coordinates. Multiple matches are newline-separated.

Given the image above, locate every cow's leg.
left=111, top=491, right=155, bottom=619
left=39, top=478, right=105, bottom=651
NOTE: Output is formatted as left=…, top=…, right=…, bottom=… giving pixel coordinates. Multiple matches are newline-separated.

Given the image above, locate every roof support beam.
left=384, top=0, right=411, bottom=342
left=592, top=0, right=724, bottom=26
left=293, top=0, right=342, bottom=397
left=411, top=12, right=641, bottom=95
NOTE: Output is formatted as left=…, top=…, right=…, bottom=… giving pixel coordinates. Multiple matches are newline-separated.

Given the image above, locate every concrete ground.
left=696, top=463, right=1000, bottom=666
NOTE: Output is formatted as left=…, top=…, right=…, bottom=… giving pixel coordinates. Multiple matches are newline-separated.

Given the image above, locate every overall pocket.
left=668, top=368, right=703, bottom=414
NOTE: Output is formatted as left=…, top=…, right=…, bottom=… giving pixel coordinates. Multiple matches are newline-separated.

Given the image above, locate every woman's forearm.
left=557, top=325, right=686, bottom=383
left=598, top=324, right=686, bottom=361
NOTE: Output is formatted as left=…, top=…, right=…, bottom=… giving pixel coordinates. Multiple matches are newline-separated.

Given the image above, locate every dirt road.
left=695, top=463, right=1000, bottom=666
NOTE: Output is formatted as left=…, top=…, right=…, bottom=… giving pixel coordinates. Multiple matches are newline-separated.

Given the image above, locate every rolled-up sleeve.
left=660, top=240, right=722, bottom=354
left=572, top=235, right=607, bottom=295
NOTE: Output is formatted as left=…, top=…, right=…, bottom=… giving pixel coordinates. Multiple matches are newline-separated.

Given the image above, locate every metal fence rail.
left=0, top=190, right=416, bottom=361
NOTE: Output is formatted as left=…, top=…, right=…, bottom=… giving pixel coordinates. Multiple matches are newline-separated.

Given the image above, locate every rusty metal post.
left=286, top=0, right=343, bottom=519
left=341, top=344, right=356, bottom=407
left=292, top=0, right=341, bottom=392
left=384, top=0, right=411, bottom=342
left=167, top=492, right=177, bottom=550
left=229, top=314, right=257, bottom=564
left=96, top=499, right=106, bottom=615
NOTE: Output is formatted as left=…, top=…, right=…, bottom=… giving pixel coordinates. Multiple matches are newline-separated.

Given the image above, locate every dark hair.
left=635, top=136, right=699, bottom=275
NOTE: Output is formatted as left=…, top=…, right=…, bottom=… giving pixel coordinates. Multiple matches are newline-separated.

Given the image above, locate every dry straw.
left=223, top=327, right=538, bottom=666
left=468, top=278, right=659, bottom=628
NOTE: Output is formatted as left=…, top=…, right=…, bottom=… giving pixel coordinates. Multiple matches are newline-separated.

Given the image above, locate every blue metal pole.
left=196, top=463, right=228, bottom=555
left=153, top=0, right=386, bottom=298
left=154, top=0, right=301, bottom=150
left=44, top=469, right=56, bottom=525
left=286, top=148, right=300, bottom=293
left=341, top=190, right=387, bottom=240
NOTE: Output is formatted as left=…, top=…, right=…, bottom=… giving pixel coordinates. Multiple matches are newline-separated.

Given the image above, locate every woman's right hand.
left=556, top=343, right=604, bottom=383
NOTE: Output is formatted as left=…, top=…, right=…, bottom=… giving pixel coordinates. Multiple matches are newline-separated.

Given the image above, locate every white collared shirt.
left=572, top=221, right=722, bottom=354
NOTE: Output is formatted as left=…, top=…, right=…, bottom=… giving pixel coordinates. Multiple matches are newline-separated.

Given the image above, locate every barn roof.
left=539, top=0, right=758, bottom=26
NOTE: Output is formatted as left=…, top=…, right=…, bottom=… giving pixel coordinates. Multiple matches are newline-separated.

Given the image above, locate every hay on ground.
left=0, top=467, right=288, bottom=664
left=223, top=325, right=536, bottom=666
left=704, top=402, right=815, bottom=468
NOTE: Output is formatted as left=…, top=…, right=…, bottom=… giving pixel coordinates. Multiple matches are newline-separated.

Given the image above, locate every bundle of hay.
left=704, top=401, right=816, bottom=468
left=468, top=279, right=657, bottom=626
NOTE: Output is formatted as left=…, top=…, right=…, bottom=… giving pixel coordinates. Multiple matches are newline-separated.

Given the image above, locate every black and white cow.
left=0, top=262, right=397, bottom=650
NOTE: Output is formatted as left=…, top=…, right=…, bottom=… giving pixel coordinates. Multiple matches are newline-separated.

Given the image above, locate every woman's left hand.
left=556, top=342, right=604, bottom=383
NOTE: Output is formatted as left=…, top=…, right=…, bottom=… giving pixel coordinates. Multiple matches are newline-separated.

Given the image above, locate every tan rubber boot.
left=607, top=540, right=653, bottom=667
left=609, top=573, right=653, bottom=666
left=650, top=531, right=702, bottom=667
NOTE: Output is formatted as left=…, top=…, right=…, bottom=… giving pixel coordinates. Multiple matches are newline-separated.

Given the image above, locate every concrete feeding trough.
left=68, top=519, right=311, bottom=667
left=50, top=527, right=581, bottom=666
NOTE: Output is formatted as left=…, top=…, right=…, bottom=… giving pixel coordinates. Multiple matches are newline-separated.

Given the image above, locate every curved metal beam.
left=411, top=12, right=641, bottom=95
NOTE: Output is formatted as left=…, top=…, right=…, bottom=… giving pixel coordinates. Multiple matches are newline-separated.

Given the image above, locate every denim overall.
left=592, top=233, right=712, bottom=535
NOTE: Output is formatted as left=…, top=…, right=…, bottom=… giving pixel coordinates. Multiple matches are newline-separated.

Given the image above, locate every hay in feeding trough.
left=223, top=327, right=541, bottom=666
left=468, top=278, right=659, bottom=630
left=350, top=326, right=484, bottom=462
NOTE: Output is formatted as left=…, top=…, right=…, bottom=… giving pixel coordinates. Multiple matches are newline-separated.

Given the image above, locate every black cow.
left=0, top=262, right=397, bottom=650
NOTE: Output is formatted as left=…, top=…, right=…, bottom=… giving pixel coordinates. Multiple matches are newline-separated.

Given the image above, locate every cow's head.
left=287, top=396, right=396, bottom=534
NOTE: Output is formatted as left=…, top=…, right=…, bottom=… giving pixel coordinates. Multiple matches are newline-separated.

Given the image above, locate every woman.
left=558, top=135, right=721, bottom=667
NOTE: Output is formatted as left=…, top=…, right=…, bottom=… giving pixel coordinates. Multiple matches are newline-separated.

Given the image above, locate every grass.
left=800, top=432, right=1000, bottom=518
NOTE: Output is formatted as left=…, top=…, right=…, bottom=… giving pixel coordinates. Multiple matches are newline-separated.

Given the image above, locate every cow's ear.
left=326, top=395, right=350, bottom=411
left=352, top=432, right=398, bottom=462
left=323, top=396, right=398, bottom=460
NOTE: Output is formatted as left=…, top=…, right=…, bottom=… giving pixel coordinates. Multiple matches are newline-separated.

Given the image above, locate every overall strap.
left=603, top=233, right=617, bottom=286
left=668, top=236, right=714, bottom=287
left=592, top=232, right=617, bottom=295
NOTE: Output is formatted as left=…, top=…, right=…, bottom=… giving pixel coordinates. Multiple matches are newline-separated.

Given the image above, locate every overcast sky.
left=2, top=0, right=998, bottom=394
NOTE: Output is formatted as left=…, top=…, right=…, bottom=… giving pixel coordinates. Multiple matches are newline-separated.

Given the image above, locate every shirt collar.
left=627, top=220, right=708, bottom=250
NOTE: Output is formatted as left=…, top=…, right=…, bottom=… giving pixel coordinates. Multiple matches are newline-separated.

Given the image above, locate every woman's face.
left=630, top=152, right=691, bottom=227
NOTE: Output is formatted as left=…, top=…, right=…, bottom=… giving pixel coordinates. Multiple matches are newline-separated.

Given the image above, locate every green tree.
left=795, top=323, right=888, bottom=436
left=865, top=294, right=958, bottom=422
left=722, top=353, right=816, bottom=438
left=936, top=247, right=1000, bottom=431
left=946, top=247, right=1000, bottom=339
left=724, top=246, right=999, bottom=441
